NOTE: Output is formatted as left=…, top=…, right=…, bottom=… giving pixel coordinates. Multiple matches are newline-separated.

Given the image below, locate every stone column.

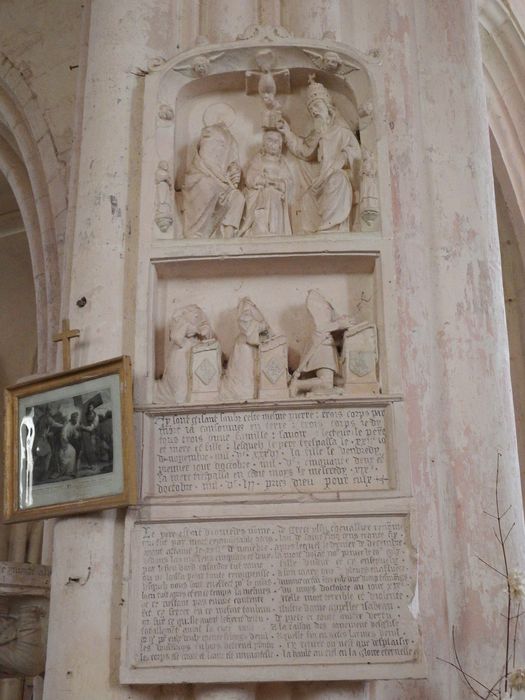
left=258, top=0, right=281, bottom=26
left=372, top=0, right=525, bottom=697
left=42, top=1, right=171, bottom=698
left=41, top=1, right=524, bottom=699
left=7, top=522, right=42, bottom=565
left=174, top=0, right=259, bottom=51
left=44, top=512, right=161, bottom=700
left=0, top=520, right=44, bottom=700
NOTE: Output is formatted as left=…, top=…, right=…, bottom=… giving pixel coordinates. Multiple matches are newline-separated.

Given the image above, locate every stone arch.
left=0, top=52, right=66, bottom=371
left=480, top=0, right=525, bottom=241
left=479, top=0, right=525, bottom=493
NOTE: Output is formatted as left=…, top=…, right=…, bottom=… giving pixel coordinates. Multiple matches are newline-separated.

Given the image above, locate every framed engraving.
left=3, top=356, right=137, bottom=522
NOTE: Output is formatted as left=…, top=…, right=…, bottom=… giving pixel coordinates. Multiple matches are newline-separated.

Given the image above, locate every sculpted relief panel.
left=179, top=74, right=363, bottom=238
left=153, top=256, right=382, bottom=407
left=155, top=292, right=379, bottom=406
left=146, top=40, right=379, bottom=241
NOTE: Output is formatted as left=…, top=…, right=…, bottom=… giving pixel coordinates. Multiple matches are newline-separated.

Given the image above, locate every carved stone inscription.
left=152, top=406, right=389, bottom=498
left=131, top=515, right=417, bottom=668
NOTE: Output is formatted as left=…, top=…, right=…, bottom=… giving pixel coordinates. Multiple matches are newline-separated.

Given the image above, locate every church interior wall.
left=0, top=1, right=524, bottom=699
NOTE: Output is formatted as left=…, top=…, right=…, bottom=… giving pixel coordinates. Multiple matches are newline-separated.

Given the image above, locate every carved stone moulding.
left=149, top=253, right=385, bottom=408
left=141, top=35, right=381, bottom=243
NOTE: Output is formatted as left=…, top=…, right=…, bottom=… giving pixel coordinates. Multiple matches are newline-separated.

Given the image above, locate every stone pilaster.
left=43, top=0, right=170, bottom=697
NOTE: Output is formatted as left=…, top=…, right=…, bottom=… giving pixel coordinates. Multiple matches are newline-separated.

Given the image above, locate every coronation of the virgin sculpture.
left=179, top=70, right=365, bottom=239
left=147, top=39, right=380, bottom=243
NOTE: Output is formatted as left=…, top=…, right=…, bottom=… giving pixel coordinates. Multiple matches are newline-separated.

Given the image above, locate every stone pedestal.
left=258, top=335, right=289, bottom=400
left=341, top=324, right=379, bottom=395
left=190, top=340, right=221, bottom=403
left=359, top=196, right=379, bottom=227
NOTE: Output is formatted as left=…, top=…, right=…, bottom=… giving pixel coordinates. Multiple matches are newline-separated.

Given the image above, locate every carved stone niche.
left=142, top=35, right=380, bottom=242
left=0, top=562, right=50, bottom=679
left=151, top=254, right=384, bottom=407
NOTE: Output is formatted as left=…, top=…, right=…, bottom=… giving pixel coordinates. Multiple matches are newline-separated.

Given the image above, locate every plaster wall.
left=0, top=0, right=82, bottom=164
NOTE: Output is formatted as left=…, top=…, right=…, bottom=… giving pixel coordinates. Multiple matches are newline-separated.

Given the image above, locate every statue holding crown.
left=277, top=75, right=361, bottom=233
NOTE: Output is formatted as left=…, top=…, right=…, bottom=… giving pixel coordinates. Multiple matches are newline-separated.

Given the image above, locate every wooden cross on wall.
left=53, top=319, right=80, bottom=371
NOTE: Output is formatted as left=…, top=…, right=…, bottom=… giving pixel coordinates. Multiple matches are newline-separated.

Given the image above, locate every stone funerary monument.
left=121, top=24, right=424, bottom=685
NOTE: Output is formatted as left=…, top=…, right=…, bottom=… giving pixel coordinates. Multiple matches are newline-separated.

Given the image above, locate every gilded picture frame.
left=3, top=356, right=137, bottom=522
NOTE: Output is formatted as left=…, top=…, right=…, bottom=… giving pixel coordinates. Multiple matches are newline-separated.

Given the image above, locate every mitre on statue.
left=305, top=73, right=333, bottom=109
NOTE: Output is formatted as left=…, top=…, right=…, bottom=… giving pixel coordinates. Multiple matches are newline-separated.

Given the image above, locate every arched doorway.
left=480, top=0, right=525, bottom=499
left=0, top=171, right=42, bottom=700
left=0, top=170, right=37, bottom=405
left=0, top=53, right=65, bottom=700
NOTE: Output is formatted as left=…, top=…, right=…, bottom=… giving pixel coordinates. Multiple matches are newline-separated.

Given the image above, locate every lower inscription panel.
left=122, top=505, right=424, bottom=683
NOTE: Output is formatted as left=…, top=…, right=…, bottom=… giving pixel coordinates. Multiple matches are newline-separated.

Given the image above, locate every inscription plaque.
left=123, top=508, right=423, bottom=683
left=149, top=405, right=390, bottom=499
